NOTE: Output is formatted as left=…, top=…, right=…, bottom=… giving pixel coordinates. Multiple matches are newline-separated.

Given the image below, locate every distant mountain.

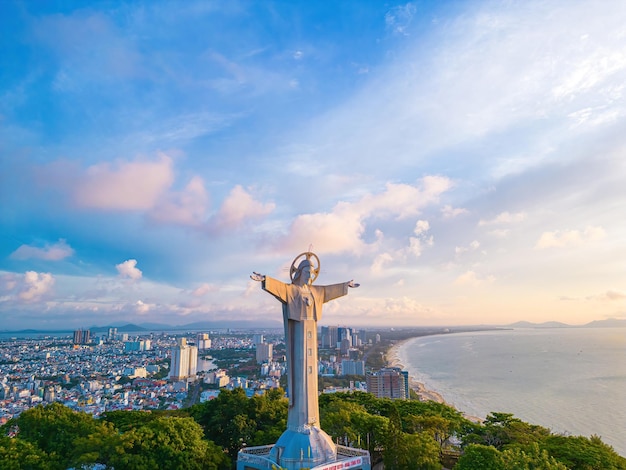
left=137, top=320, right=282, bottom=331
left=507, top=318, right=626, bottom=329
left=174, top=320, right=282, bottom=330
left=583, top=318, right=626, bottom=328
left=89, top=323, right=147, bottom=332
left=507, top=321, right=571, bottom=328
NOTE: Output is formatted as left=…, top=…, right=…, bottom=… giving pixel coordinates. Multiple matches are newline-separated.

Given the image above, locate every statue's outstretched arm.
left=250, top=272, right=266, bottom=282
left=348, top=280, right=360, bottom=288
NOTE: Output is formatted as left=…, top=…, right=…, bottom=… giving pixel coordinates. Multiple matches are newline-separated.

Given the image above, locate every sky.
left=1, top=0, right=625, bottom=331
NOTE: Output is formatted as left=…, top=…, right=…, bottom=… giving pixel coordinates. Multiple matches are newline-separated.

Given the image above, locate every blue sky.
left=1, top=0, right=625, bottom=330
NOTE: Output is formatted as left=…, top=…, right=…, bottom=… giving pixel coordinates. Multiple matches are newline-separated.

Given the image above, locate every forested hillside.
left=1, top=389, right=624, bottom=469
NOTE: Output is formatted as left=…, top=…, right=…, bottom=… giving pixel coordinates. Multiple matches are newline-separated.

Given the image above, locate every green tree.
left=10, top=403, right=109, bottom=467
left=464, top=412, right=550, bottom=450
left=455, top=444, right=504, bottom=470
left=501, top=443, right=568, bottom=470
left=190, top=387, right=287, bottom=463
left=542, top=435, right=626, bottom=470
left=0, top=435, right=58, bottom=470
left=382, top=404, right=407, bottom=469
left=350, top=410, right=389, bottom=462
left=108, top=416, right=229, bottom=470
left=400, top=432, right=441, bottom=470
left=320, top=400, right=364, bottom=445
left=247, top=388, right=288, bottom=446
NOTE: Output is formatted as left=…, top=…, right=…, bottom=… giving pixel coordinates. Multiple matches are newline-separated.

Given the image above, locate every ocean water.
left=397, top=328, right=626, bottom=456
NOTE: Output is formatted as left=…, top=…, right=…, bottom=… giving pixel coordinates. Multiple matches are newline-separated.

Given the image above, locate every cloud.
left=442, top=205, right=468, bottom=219
left=135, top=300, right=150, bottom=314
left=479, top=211, right=527, bottom=226
left=454, top=270, right=495, bottom=287
left=149, top=176, right=209, bottom=226
left=8, top=271, right=56, bottom=302
left=116, top=259, right=142, bottom=280
left=487, top=229, right=510, bottom=238
left=190, top=283, right=218, bottom=297
left=354, top=296, right=438, bottom=323
left=277, top=176, right=452, bottom=255
left=385, top=3, right=417, bottom=36
left=210, top=185, right=275, bottom=233
left=0, top=272, right=55, bottom=303
left=10, top=239, right=74, bottom=261
left=408, top=220, right=433, bottom=257
left=587, top=290, right=626, bottom=302
left=371, top=253, right=394, bottom=275
left=74, top=154, right=174, bottom=210
left=535, top=226, right=606, bottom=249
left=455, top=240, right=480, bottom=255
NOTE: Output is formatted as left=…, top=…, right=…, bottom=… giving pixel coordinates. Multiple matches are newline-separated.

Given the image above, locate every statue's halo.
left=290, top=251, right=321, bottom=283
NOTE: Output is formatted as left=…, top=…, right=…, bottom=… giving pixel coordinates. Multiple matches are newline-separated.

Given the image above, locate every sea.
left=396, top=327, right=626, bottom=457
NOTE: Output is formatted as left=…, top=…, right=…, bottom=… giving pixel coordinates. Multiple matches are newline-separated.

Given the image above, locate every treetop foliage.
left=1, top=391, right=624, bottom=470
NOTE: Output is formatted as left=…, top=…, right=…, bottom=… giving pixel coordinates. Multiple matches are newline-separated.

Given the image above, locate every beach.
left=386, top=339, right=446, bottom=404
left=386, top=339, right=482, bottom=423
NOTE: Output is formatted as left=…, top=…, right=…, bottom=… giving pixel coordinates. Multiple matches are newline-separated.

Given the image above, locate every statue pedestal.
left=237, top=426, right=371, bottom=470
left=268, top=426, right=336, bottom=469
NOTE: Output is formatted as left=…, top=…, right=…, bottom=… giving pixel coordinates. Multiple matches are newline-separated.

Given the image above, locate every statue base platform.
left=237, top=426, right=371, bottom=470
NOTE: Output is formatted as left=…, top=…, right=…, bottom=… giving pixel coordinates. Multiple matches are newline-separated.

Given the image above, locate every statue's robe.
left=262, top=277, right=348, bottom=430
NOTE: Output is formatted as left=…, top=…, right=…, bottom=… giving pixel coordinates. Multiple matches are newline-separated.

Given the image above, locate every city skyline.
left=2, top=1, right=626, bottom=331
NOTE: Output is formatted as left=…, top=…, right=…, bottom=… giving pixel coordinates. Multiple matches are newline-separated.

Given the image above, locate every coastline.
left=386, top=338, right=483, bottom=423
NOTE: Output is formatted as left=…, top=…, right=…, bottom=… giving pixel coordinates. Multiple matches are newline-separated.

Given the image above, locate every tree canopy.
left=1, top=392, right=624, bottom=470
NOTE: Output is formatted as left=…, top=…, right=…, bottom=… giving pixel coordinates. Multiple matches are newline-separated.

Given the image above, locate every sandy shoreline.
left=387, top=339, right=483, bottom=423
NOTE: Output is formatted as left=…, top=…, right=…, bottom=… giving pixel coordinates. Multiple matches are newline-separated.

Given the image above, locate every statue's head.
left=293, top=259, right=314, bottom=286
left=289, top=251, right=320, bottom=285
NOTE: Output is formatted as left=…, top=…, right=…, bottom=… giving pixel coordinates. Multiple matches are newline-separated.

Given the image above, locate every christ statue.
left=250, top=252, right=359, bottom=432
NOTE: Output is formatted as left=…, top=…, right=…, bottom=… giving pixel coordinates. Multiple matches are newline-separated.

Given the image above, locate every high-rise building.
left=340, top=338, right=351, bottom=356
left=124, top=340, right=151, bottom=351
left=320, top=326, right=338, bottom=349
left=256, top=342, right=273, bottom=363
left=252, top=333, right=264, bottom=345
left=197, top=333, right=212, bottom=349
left=366, top=367, right=409, bottom=400
left=338, top=327, right=352, bottom=346
left=73, top=329, right=90, bottom=345
left=44, top=386, right=56, bottom=402
left=107, top=327, right=118, bottom=341
left=169, top=338, right=198, bottom=381
left=341, top=359, right=365, bottom=376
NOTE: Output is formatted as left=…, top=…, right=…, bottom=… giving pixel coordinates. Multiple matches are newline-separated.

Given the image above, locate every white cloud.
left=278, top=176, right=451, bottom=255
left=487, top=229, right=510, bottom=238
left=442, top=205, right=469, bottom=219
left=18, top=271, right=55, bottom=302
left=135, top=300, right=150, bottom=314
left=149, top=176, right=209, bottom=226
left=190, top=283, right=217, bottom=297
left=74, top=154, right=174, bottom=210
left=455, top=240, right=480, bottom=255
left=587, top=290, right=626, bottom=302
left=413, top=220, right=430, bottom=235
left=535, top=226, right=606, bottom=249
left=210, top=185, right=275, bottom=233
left=408, top=220, right=433, bottom=257
left=371, top=253, right=394, bottom=275
left=385, top=3, right=416, bottom=36
left=10, top=239, right=74, bottom=261
left=116, top=259, right=142, bottom=280
left=479, top=211, right=527, bottom=226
